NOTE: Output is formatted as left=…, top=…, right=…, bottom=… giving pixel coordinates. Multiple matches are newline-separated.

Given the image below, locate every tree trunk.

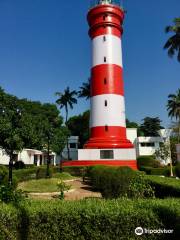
left=8, top=151, right=13, bottom=186
left=65, top=106, right=70, bottom=160
left=46, top=136, right=51, bottom=178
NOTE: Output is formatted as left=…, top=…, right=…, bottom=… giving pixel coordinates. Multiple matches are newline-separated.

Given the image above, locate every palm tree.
left=55, top=87, right=77, bottom=160
left=55, top=87, right=77, bottom=124
left=78, top=79, right=90, bottom=100
left=167, top=88, right=180, bottom=142
left=164, top=18, right=180, bottom=62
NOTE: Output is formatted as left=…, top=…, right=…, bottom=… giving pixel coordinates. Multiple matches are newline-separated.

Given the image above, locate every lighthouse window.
left=104, top=78, right=107, bottom=84
left=103, top=14, right=108, bottom=20
left=100, top=150, right=114, bottom=159
left=105, top=125, right=108, bottom=131
left=103, top=36, right=106, bottom=42
left=105, top=100, right=107, bottom=106
left=104, top=57, right=107, bottom=62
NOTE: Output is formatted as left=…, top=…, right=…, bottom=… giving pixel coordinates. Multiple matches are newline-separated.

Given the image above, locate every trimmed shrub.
left=137, top=155, right=160, bottom=169
left=63, top=166, right=87, bottom=177
left=13, top=161, right=25, bottom=170
left=145, top=175, right=180, bottom=198
left=141, top=166, right=175, bottom=177
left=0, top=198, right=179, bottom=239
left=13, top=168, right=37, bottom=182
left=88, top=166, right=154, bottom=199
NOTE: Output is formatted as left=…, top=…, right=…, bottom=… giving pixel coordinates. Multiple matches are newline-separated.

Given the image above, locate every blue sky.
left=0, top=0, right=179, bottom=127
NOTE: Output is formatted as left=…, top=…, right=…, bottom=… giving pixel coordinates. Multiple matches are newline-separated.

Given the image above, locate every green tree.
left=164, top=18, right=180, bottom=62
left=167, top=89, right=180, bottom=142
left=0, top=89, right=24, bottom=185
left=140, top=117, right=163, bottom=137
left=78, top=79, right=90, bottom=100
left=55, top=87, right=77, bottom=159
left=67, top=111, right=90, bottom=148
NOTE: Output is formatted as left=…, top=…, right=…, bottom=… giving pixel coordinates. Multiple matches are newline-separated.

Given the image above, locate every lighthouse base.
left=62, top=148, right=137, bottom=170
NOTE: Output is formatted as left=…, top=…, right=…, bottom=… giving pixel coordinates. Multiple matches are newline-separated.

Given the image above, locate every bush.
left=88, top=166, right=154, bottom=199
left=0, top=166, right=17, bottom=189
left=13, top=160, right=25, bottom=170
left=63, top=166, right=87, bottom=177
left=0, top=185, right=25, bottom=204
left=13, top=168, right=37, bottom=182
left=0, top=198, right=179, bottom=239
left=36, top=167, right=52, bottom=179
left=145, top=175, right=180, bottom=198
left=137, top=155, right=160, bottom=169
left=141, top=166, right=175, bottom=177
left=175, top=163, right=180, bottom=177
left=0, top=166, right=8, bottom=185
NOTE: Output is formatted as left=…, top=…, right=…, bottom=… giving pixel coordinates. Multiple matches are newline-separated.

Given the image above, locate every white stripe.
left=78, top=149, right=136, bottom=160
left=92, top=35, right=123, bottom=67
left=90, top=94, right=126, bottom=127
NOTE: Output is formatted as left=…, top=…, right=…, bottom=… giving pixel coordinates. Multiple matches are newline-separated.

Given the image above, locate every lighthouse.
left=64, top=0, right=137, bottom=169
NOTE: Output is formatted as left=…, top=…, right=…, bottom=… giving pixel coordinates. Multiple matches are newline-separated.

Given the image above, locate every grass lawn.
left=18, top=172, right=76, bottom=193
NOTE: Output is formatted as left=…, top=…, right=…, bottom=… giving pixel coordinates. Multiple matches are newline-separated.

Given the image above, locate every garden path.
left=28, top=179, right=102, bottom=200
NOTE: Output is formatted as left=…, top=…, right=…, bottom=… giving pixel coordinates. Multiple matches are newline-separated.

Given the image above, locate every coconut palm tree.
left=55, top=87, right=77, bottom=160
left=167, top=88, right=180, bottom=141
left=78, top=79, right=90, bottom=100
left=164, top=18, right=180, bottom=62
left=55, top=87, right=77, bottom=125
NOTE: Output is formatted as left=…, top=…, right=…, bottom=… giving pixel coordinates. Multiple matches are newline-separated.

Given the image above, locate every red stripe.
left=91, top=126, right=126, bottom=138
left=87, top=4, right=124, bottom=39
left=91, top=64, right=124, bottom=96
left=89, top=25, right=122, bottom=39
left=62, top=160, right=137, bottom=170
left=84, top=126, right=134, bottom=149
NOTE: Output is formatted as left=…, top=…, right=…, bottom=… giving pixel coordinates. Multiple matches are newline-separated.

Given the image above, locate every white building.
left=127, top=128, right=172, bottom=164
left=0, top=132, right=173, bottom=166
left=0, top=148, right=56, bottom=166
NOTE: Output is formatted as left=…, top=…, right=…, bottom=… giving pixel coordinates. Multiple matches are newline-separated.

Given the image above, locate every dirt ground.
left=28, top=179, right=102, bottom=200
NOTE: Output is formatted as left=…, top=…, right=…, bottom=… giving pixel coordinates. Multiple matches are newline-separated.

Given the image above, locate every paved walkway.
left=28, top=179, right=101, bottom=200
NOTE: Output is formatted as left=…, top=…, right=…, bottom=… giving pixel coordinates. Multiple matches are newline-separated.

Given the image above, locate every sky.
left=0, top=0, right=179, bottom=127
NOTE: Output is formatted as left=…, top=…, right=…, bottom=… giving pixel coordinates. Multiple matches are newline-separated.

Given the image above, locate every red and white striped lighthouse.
left=84, top=0, right=133, bottom=150
left=64, top=0, right=137, bottom=169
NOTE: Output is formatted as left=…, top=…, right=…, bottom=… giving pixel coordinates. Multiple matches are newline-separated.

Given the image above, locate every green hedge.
left=137, top=155, right=160, bottom=169
left=88, top=166, right=154, bottom=199
left=145, top=175, right=180, bottom=198
left=140, top=166, right=175, bottom=177
left=0, top=198, right=179, bottom=239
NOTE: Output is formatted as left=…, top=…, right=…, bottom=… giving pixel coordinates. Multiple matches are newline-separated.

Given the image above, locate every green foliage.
left=175, top=163, right=180, bottom=177
left=0, top=166, right=17, bottom=189
left=0, top=198, right=180, bottom=239
left=0, top=165, right=8, bottom=185
left=57, top=180, right=71, bottom=200
left=67, top=111, right=90, bottom=147
left=164, top=18, right=180, bottom=62
left=13, top=161, right=25, bottom=170
left=137, top=155, right=161, bottom=169
left=13, top=168, right=37, bottom=182
left=36, top=167, right=52, bottom=179
left=63, top=166, right=88, bottom=177
left=88, top=166, right=154, bottom=199
left=140, top=166, right=174, bottom=177
left=129, top=172, right=155, bottom=198
left=140, top=117, right=163, bottom=136
left=0, top=185, right=25, bottom=204
left=145, top=175, right=180, bottom=198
